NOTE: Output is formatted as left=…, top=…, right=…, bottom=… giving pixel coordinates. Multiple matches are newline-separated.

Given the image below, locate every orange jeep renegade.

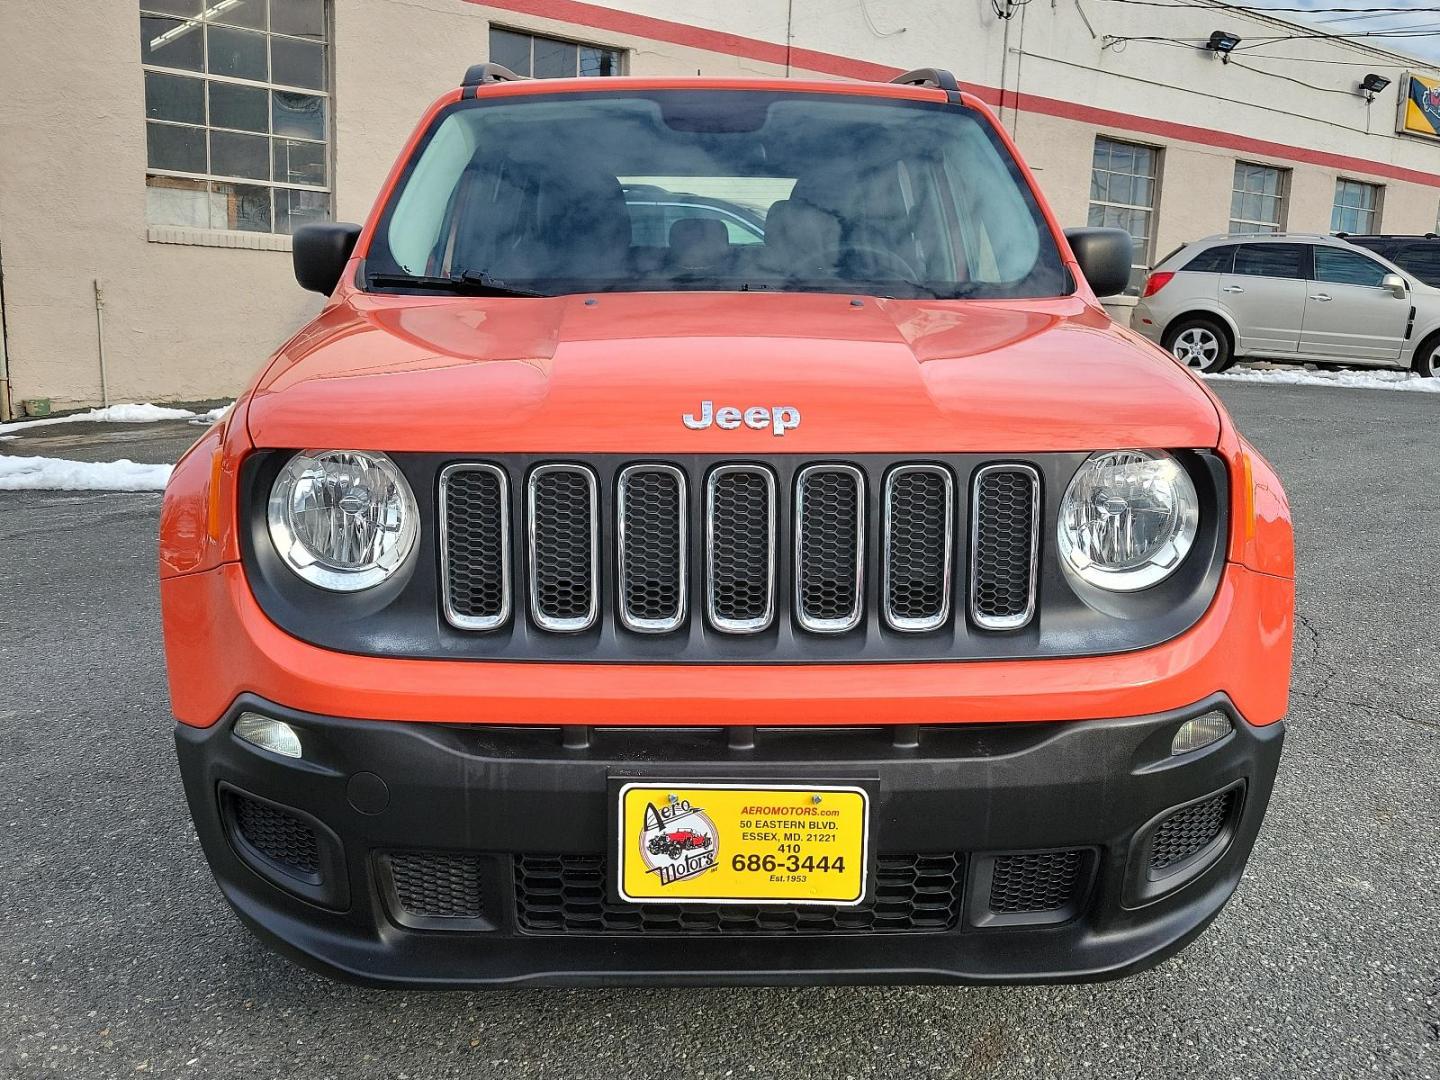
left=159, top=66, right=1293, bottom=986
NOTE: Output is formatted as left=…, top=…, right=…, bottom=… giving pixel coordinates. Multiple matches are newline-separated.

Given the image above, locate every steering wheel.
left=840, top=243, right=921, bottom=282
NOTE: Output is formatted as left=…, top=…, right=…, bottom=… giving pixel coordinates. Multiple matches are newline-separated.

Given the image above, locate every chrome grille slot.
left=970, top=464, right=1040, bottom=630
left=439, top=463, right=511, bottom=631
left=883, top=465, right=953, bottom=632
left=794, top=465, right=864, bottom=633
left=706, top=465, right=776, bottom=633
left=527, top=464, right=599, bottom=632
left=617, top=464, right=687, bottom=633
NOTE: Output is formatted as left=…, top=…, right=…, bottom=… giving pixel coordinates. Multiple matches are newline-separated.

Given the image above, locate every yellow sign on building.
left=1399, top=72, right=1440, bottom=141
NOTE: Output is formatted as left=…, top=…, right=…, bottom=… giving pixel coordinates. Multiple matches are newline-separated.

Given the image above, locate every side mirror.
left=1381, top=272, right=1408, bottom=299
left=1063, top=227, right=1134, bottom=298
left=293, top=222, right=362, bottom=294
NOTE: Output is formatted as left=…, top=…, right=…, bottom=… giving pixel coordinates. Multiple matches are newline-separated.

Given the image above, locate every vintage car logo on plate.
left=638, top=797, right=719, bottom=886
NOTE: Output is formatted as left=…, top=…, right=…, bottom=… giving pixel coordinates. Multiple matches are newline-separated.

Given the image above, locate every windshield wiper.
left=366, top=269, right=550, bottom=298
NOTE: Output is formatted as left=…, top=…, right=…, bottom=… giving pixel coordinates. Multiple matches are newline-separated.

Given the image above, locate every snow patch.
left=0, top=401, right=234, bottom=434
left=1204, top=365, right=1439, bottom=393
left=0, top=455, right=172, bottom=491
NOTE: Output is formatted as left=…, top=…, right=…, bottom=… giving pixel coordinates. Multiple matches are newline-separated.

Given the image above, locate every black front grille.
left=618, top=465, right=685, bottom=631
left=971, top=465, right=1039, bottom=629
left=883, top=466, right=952, bottom=630
left=385, top=852, right=485, bottom=919
left=440, top=465, right=508, bottom=629
left=1150, top=790, right=1235, bottom=873
left=528, top=466, right=597, bottom=631
left=514, top=853, right=964, bottom=935
left=988, top=849, right=1082, bottom=914
left=232, top=794, right=320, bottom=877
left=795, top=466, right=864, bottom=631
left=706, top=466, right=775, bottom=631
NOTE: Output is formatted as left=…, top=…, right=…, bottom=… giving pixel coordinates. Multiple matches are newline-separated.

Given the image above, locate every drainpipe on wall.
left=93, top=278, right=110, bottom=409
left=0, top=236, right=11, bottom=422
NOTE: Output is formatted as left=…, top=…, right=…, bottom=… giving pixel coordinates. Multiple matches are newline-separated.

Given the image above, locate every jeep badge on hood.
left=683, top=400, right=801, bottom=436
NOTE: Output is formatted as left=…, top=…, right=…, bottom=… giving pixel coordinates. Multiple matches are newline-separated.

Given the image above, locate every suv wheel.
left=1413, top=335, right=1440, bottom=378
left=1164, top=319, right=1232, bottom=373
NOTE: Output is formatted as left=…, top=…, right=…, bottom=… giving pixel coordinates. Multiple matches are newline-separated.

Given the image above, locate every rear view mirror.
left=1381, top=272, right=1408, bottom=299
left=293, top=222, right=362, bottom=295
left=1063, top=227, right=1134, bottom=299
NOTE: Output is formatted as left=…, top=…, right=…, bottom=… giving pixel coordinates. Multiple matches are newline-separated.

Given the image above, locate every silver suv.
left=1133, top=232, right=1440, bottom=377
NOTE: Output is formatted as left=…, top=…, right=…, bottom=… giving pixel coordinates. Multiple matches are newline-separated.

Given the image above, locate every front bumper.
left=176, top=694, right=1284, bottom=987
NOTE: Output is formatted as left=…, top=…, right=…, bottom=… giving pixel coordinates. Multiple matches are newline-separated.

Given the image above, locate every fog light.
left=234, top=713, right=303, bottom=759
left=1171, top=711, right=1232, bottom=755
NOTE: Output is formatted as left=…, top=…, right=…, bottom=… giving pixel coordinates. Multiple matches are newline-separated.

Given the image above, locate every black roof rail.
left=890, top=68, right=962, bottom=102
left=460, top=63, right=527, bottom=97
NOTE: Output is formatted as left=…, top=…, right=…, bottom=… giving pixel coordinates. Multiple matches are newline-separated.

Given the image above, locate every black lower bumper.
left=174, top=695, right=1283, bottom=987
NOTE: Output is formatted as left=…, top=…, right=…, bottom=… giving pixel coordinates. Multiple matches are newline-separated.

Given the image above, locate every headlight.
left=266, top=450, right=418, bottom=591
left=1057, top=450, right=1199, bottom=592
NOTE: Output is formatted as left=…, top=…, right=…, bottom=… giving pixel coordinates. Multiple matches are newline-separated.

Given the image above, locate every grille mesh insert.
left=884, top=468, right=951, bottom=630
left=386, top=852, right=485, bottom=919
left=796, top=467, right=863, bottom=630
left=514, top=853, right=963, bottom=935
left=707, top=468, right=774, bottom=630
left=988, top=850, right=1082, bottom=914
left=1150, top=790, right=1235, bottom=873
left=442, top=466, right=507, bottom=628
left=529, top=467, right=596, bottom=630
left=971, top=467, right=1038, bottom=629
left=618, top=467, right=685, bottom=630
left=232, top=795, right=320, bottom=877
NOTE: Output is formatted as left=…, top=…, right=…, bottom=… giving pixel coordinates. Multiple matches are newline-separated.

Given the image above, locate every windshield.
left=366, top=90, right=1069, bottom=300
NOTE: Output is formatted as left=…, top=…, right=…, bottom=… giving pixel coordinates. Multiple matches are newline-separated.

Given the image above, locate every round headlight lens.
left=1057, top=450, right=1199, bottom=592
left=267, top=450, right=418, bottom=591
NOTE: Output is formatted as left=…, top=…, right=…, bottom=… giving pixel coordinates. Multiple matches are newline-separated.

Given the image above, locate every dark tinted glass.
left=210, top=130, right=270, bottom=180
left=210, top=81, right=268, bottom=132
left=1183, top=245, right=1235, bottom=274
left=371, top=92, right=1067, bottom=300
left=208, top=24, right=268, bottom=80
left=489, top=29, right=532, bottom=75
left=1386, top=244, right=1440, bottom=287
left=140, top=15, right=203, bottom=71
left=146, top=122, right=206, bottom=171
left=145, top=71, right=205, bottom=124
left=1233, top=243, right=1304, bottom=279
left=273, top=138, right=327, bottom=185
left=1313, top=247, right=1388, bottom=287
left=270, top=0, right=324, bottom=39
left=272, top=37, right=325, bottom=89
left=533, top=37, right=578, bottom=78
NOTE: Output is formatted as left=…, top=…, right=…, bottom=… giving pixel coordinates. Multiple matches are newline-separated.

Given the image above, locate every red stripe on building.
left=472, top=0, right=1440, bottom=189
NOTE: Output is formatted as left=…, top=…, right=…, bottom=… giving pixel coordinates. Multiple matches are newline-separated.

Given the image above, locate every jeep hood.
left=247, top=292, right=1221, bottom=452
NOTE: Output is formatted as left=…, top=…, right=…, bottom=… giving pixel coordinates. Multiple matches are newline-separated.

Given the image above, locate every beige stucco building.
left=1, top=0, right=1437, bottom=416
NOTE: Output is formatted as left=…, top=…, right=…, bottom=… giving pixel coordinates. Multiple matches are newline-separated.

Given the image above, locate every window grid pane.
left=1331, top=179, right=1381, bottom=234
left=1229, top=163, right=1287, bottom=235
left=141, top=0, right=333, bottom=234
left=489, top=26, right=624, bottom=79
left=1088, top=136, right=1158, bottom=295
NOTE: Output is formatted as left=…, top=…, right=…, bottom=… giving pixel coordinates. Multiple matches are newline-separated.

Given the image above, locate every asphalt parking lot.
left=1, top=381, right=1436, bottom=1080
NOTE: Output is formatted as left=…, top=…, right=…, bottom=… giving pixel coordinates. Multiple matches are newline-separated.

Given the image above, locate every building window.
left=1331, top=179, right=1382, bottom=234
left=1229, top=163, right=1288, bottom=234
left=1088, top=136, right=1159, bottom=294
left=488, top=27, right=624, bottom=78
left=141, top=0, right=331, bottom=235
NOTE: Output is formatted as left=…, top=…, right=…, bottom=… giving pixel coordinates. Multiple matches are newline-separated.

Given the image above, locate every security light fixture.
left=1207, top=31, right=1241, bottom=62
left=1359, top=73, right=1391, bottom=101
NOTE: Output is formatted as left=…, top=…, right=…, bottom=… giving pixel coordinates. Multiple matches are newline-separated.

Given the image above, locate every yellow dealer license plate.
left=616, top=783, right=869, bottom=905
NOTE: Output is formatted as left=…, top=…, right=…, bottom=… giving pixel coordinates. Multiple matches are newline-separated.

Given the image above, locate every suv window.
left=1313, top=246, right=1389, bottom=287
left=1182, top=245, right=1235, bottom=273
left=1233, top=243, right=1305, bottom=279
left=369, top=90, right=1068, bottom=299
left=1387, top=244, right=1440, bottom=287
